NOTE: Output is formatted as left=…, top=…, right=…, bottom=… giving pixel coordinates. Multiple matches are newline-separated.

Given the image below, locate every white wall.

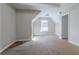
left=33, top=17, right=55, bottom=36
left=0, top=4, right=16, bottom=52
left=61, top=4, right=79, bottom=44
left=16, top=9, right=40, bottom=40
left=14, top=5, right=61, bottom=41
left=48, top=10, right=61, bottom=38
left=32, top=9, right=61, bottom=38
left=69, top=5, right=79, bottom=44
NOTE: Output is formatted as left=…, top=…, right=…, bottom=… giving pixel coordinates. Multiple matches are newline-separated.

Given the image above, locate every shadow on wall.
left=16, top=9, right=40, bottom=40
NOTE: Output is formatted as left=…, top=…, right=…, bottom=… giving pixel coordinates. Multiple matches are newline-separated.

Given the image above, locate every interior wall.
left=32, top=9, right=61, bottom=38
left=16, top=9, right=40, bottom=40
left=61, top=4, right=79, bottom=45
left=54, top=13, right=61, bottom=38
left=16, top=7, right=61, bottom=40
left=62, top=15, right=68, bottom=39
left=0, top=4, right=2, bottom=51
left=33, top=17, right=55, bottom=36
left=69, top=5, right=79, bottom=44
left=0, top=4, right=16, bottom=52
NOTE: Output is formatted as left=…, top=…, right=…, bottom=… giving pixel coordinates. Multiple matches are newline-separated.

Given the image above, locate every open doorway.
left=62, top=14, right=68, bottom=40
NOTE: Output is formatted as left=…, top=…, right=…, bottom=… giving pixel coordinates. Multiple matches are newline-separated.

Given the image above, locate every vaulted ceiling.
left=11, top=3, right=61, bottom=11
left=11, top=3, right=78, bottom=12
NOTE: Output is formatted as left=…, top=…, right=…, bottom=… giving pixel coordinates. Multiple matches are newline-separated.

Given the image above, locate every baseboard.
left=33, top=34, right=56, bottom=36
left=69, top=40, right=79, bottom=46
left=0, top=40, right=16, bottom=53
left=16, top=38, right=31, bottom=41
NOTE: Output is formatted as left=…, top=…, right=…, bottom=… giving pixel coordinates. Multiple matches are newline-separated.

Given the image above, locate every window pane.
left=40, top=20, right=48, bottom=32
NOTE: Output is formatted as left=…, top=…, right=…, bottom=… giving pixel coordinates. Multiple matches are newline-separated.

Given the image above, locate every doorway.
left=62, top=14, right=68, bottom=39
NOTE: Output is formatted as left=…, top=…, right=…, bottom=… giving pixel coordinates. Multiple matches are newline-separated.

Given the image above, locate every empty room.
left=0, top=3, right=79, bottom=55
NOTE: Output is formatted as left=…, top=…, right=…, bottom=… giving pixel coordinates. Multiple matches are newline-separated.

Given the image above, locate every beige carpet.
left=1, top=35, right=79, bottom=55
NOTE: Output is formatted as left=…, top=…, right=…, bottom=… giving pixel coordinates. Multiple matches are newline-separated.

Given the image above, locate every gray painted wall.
left=0, top=4, right=2, bottom=51
left=0, top=4, right=16, bottom=51
left=16, top=10, right=39, bottom=40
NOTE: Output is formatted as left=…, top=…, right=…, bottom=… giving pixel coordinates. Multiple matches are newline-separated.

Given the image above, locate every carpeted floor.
left=1, top=35, right=79, bottom=55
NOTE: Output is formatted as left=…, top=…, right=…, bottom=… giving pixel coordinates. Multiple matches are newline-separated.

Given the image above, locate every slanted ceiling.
left=11, top=3, right=60, bottom=11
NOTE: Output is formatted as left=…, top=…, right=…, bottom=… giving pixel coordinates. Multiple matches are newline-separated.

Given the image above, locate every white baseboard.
left=0, top=40, right=16, bottom=53
left=16, top=38, right=31, bottom=41
left=69, top=40, right=79, bottom=46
